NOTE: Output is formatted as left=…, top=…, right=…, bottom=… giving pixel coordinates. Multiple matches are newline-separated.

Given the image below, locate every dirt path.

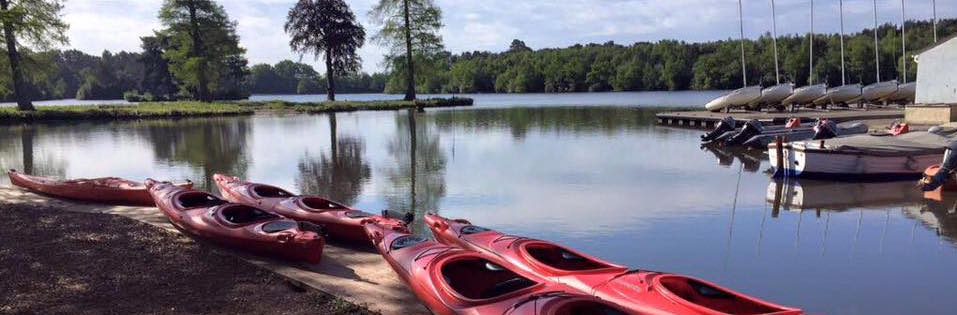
left=0, top=187, right=428, bottom=315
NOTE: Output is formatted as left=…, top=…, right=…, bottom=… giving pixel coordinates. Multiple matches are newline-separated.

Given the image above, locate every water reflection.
left=700, top=144, right=764, bottom=172
left=431, top=107, right=659, bottom=140
left=767, top=179, right=924, bottom=213
left=907, top=193, right=957, bottom=245
left=381, top=109, right=447, bottom=233
left=0, top=125, right=66, bottom=178
left=136, top=118, right=251, bottom=190
left=295, top=113, right=371, bottom=205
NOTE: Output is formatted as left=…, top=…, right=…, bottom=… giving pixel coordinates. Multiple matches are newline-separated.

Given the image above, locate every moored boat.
left=145, top=179, right=325, bottom=264
left=362, top=222, right=638, bottom=315
left=705, top=86, right=762, bottom=112
left=213, top=174, right=410, bottom=244
left=862, top=80, right=898, bottom=102
left=424, top=213, right=803, bottom=315
left=7, top=169, right=191, bottom=206
left=769, top=130, right=956, bottom=180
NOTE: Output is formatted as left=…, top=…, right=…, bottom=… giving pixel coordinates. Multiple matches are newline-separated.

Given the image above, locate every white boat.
left=768, top=131, right=955, bottom=180
left=887, top=82, right=916, bottom=103
left=862, top=80, right=898, bottom=102
left=825, top=83, right=863, bottom=105
left=781, top=83, right=827, bottom=105
left=748, top=83, right=793, bottom=109
left=704, top=86, right=762, bottom=112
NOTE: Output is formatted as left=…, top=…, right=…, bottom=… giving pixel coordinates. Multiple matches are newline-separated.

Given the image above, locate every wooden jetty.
left=656, top=108, right=904, bottom=129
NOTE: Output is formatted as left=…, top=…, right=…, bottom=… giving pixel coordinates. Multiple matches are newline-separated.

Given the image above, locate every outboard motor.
left=701, top=116, right=736, bottom=142
left=724, top=119, right=763, bottom=146
left=922, top=141, right=957, bottom=191
left=811, top=119, right=838, bottom=140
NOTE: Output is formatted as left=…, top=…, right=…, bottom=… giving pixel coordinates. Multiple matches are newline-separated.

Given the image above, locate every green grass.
left=0, top=97, right=473, bottom=122
left=245, top=97, right=474, bottom=113
left=0, top=102, right=253, bottom=122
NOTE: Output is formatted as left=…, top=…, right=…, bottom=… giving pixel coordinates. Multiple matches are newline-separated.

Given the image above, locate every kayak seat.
left=441, top=257, right=536, bottom=300
left=300, top=197, right=347, bottom=211
left=391, top=235, right=427, bottom=250
left=460, top=225, right=490, bottom=235
left=220, top=205, right=279, bottom=225
left=252, top=185, right=295, bottom=198
left=525, top=243, right=611, bottom=271
left=176, top=192, right=227, bottom=209
left=659, top=276, right=780, bottom=315
left=553, top=301, right=628, bottom=315
left=261, top=220, right=297, bottom=233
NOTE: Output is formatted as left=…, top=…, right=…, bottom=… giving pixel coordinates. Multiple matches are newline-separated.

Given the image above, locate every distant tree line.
left=389, top=18, right=956, bottom=94
left=249, top=60, right=387, bottom=95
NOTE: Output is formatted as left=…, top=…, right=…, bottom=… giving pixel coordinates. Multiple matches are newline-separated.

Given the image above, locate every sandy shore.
left=0, top=187, right=428, bottom=315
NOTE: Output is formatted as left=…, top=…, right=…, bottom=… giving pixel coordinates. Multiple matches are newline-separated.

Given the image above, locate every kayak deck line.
left=0, top=186, right=428, bottom=315
left=656, top=108, right=903, bottom=130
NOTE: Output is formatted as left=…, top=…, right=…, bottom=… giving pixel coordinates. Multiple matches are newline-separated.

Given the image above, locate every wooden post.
left=775, top=136, right=785, bottom=177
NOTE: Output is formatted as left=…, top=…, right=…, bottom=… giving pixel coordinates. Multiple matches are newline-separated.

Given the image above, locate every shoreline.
left=0, top=97, right=474, bottom=123
left=0, top=187, right=428, bottom=315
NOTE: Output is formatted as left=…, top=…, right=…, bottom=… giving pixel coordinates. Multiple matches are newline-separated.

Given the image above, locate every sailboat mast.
left=873, top=0, right=881, bottom=82
left=839, top=0, right=846, bottom=85
left=809, top=0, right=814, bottom=85
left=933, top=0, right=938, bottom=43
left=738, top=0, right=747, bottom=87
left=901, top=0, right=906, bottom=83
left=771, top=0, right=780, bottom=84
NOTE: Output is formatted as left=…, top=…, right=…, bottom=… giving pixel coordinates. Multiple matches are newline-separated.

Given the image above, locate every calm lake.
left=1, top=92, right=955, bottom=315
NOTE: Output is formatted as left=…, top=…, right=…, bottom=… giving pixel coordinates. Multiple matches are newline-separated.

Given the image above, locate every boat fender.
left=812, top=119, right=838, bottom=140
left=921, top=143, right=957, bottom=191
left=785, top=117, right=801, bottom=128
left=725, top=120, right=762, bottom=146
left=701, top=117, right=736, bottom=142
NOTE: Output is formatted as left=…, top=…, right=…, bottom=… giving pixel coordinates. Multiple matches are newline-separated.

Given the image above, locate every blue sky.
left=63, top=0, right=955, bottom=73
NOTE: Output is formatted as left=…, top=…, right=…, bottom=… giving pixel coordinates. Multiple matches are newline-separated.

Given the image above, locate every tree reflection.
left=430, top=107, right=660, bottom=140
left=0, top=125, right=65, bottom=179
left=382, top=109, right=447, bottom=233
left=138, top=117, right=251, bottom=190
left=295, top=113, right=372, bottom=205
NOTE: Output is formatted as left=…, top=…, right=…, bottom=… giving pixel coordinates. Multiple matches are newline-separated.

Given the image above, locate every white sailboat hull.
left=768, top=144, right=941, bottom=179
left=704, top=86, right=762, bottom=111
left=862, top=80, right=899, bottom=101
left=749, top=83, right=793, bottom=108
left=781, top=83, right=827, bottom=105
left=887, top=82, right=916, bottom=103
left=825, top=84, right=863, bottom=104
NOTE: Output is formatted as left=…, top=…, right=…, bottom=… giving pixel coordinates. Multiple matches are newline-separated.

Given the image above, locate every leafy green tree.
left=285, top=0, right=365, bottom=101
left=370, top=0, right=444, bottom=100
left=158, top=0, right=247, bottom=101
left=0, top=0, right=67, bottom=110
left=139, top=35, right=178, bottom=100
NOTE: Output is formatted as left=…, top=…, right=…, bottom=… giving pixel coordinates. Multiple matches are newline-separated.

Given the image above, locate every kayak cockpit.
left=524, top=243, right=614, bottom=271
left=657, top=275, right=789, bottom=314
left=441, top=257, right=537, bottom=300
left=251, top=184, right=295, bottom=198
left=553, top=300, right=629, bottom=315
left=299, top=197, right=347, bottom=211
left=219, top=204, right=279, bottom=225
left=176, top=191, right=227, bottom=209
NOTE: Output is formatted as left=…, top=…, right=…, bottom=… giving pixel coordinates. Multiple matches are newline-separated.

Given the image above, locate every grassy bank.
left=0, top=97, right=473, bottom=122
left=245, top=97, right=474, bottom=113
left=0, top=102, right=253, bottom=122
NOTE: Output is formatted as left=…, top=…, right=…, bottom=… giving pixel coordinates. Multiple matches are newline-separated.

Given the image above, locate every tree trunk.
left=325, top=52, right=335, bottom=101
left=329, top=112, right=338, bottom=165
left=1, top=0, right=34, bottom=111
left=402, top=0, right=416, bottom=101
left=186, top=0, right=210, bottom=102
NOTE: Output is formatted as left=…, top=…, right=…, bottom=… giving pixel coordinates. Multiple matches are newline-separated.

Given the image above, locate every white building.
left=915, top=35, right=957, bottom=104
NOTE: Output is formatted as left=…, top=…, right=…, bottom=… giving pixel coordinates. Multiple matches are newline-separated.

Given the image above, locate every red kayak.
left=145, top=179, right=325, bottom=264
left=425, top=214, right=802, bottom=315
left=213, top=174, right=410, bottom=244
left=7, top=169, right=192, bottom=206
left=362, top=222, right=641, bottom=315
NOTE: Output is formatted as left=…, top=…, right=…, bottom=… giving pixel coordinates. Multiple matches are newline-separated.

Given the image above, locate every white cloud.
left=59, top=0, right=957, bottom=72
